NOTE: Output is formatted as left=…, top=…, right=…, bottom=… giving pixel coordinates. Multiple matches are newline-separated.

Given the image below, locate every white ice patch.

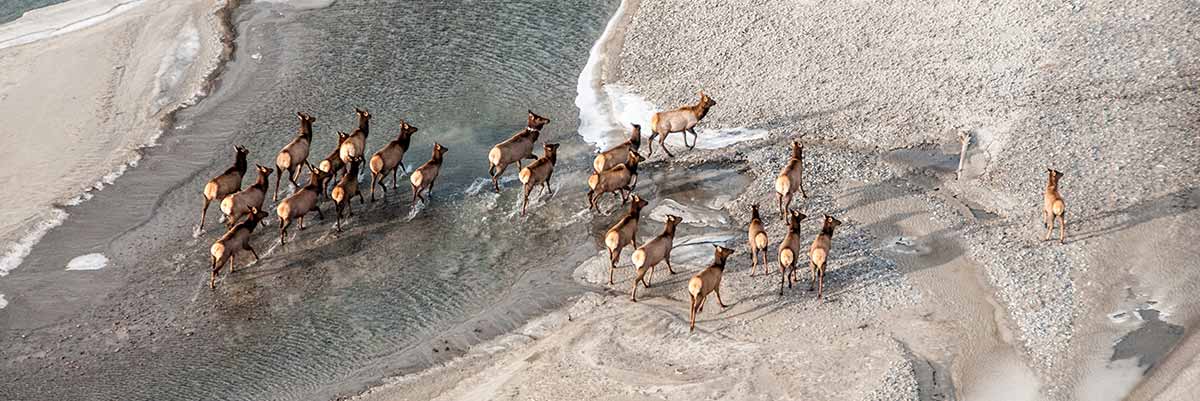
left=151, top=20, right=201, bottom=113
left=253, top=0, right=337, bottom=10
left=66, top=253, right=109, bottom=271
left=0, top=294, right=7, bottom=309
left=574, top=0, right=633, bottom=150
left=0, top=0, right=148, bottom=50
left=0, top=209, right=69, bottom=276
left=648, top=198, right=729, bottom=228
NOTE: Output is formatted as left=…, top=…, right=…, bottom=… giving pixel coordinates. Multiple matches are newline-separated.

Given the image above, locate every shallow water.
left=0, top=0, right=67, bottom=24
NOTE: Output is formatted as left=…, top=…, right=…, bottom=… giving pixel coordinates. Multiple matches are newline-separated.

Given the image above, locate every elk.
left=518, top=143, right=560, bottom=216
left=410, top=143, right=449, bottom=205
left=487, top=111, right=550, bottom=192
left=774, top=140, right=808, bottom=219
left=199, top=145, right=249, bottom=230
left=747, top=204, right=769, bottom=275
left=276, top=169, right=327, bottom=245
left=338, top=108, right=371, bottom=167
left=1042, top=168, right=1067, bottom=243
left=687, top=245, right=735, bottom=332
left=629, top=214, right=682, bottom=302
left=593, top=124, right=641, bottom=173
left=274, top=112, right=317, bottom=201
left=586, top=150, right=643, bottom=211
left=648, top=91, right=716, bottom=157
left=209, top=207, right=268, bottom=289
left=220, top=164, right=273, bottom=229
left=331, top=156, right=366, bottom=232
left=603, top=194, right=648, bottom=285
left=809, top=214, right=843, bottom=301
left=317, top=131, right=352, bottom=193
left=369, top=119, right=419, bottom=201
left=777, top=210, right=808, bottom=295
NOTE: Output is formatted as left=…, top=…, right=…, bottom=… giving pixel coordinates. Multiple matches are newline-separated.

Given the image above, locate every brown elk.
left=809, top=214, right=843, bottom=301
left=276, top=169, right=327, bottom=245
left=747, top=204, right=769, bottom=275
left=331, top=156, right=365, bottom=232
left=274, top=112, right=317, bottom=201
left=338, top=108, right=371, bottom=167
left=629, top=214, right=682, bottom=301
left=518, top=143, right=560, bottom=216
left=586, top=150, right=643, bottom=211
left=593, top=124, right=641, bottom=173
left=410, top=143, right=449, bottom=205
left=603, top=194, right=648, bottom=285
left=317, top=131, right=352, bottom=193
left=774, top=140, right=808, bottom=219
left=777, top=210, right=808, bottom=295
left=209, top=207, right=269, bottom=289
left=687, top=245, right=735, bottom=332
left=1042, top=169, right=1067, bottom=243
left=487, top=111, right=550, bottom=192
left=220, top=164, right=272, bottom=229
left=648, top=91, right=716, bottom=157
left=199, top=145, right=249, bottom=230
left=369, top=119, right=419, bottom=201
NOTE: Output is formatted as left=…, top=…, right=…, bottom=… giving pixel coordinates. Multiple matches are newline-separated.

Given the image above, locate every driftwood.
left=956, top=131, right=973, bottom=180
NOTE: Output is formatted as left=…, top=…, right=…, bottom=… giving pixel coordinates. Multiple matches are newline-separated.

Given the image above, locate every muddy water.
left=0, top=1, right=621, bottom=400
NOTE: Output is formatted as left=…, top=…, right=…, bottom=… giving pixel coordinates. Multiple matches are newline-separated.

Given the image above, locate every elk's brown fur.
left=338, top=108, right=371, bottom=167
left=777, top=210, right=808, bottom=295
left=369, top=120, right=418, bottom=201
left=586, top=150, right=643, bottom=211
left=317, top=131, right=352, bottom=193
left=747, top=204, right=769, bottom=275
left=687, top=245, right=735, bottom=332
left=410, top=143, right=448, bottom=205
left=488, top=111, right=549, bottom=192
left=630, top=214, right=682, bottom=301
left=1042, top=168, right=1067, bottom=243
left=276, top=170, right=327, bottom=245
left=774, top=140, right=808, bottom=219
left=220, top=164, right=272, bottom=229
left=809, top=214, right=842, bottom=301
left=593, top=124, right=641, bottom=173
left=331, top=156, right=366, bottom=232
left=518, top=143, right=560, bottom=216
left=209, top=207, right=268, bottom=289
left=603, top=195, right=648, bottom=285
left=648, top=91, right=716, bottom=157
left=275, top=112, right=317, bottom=201
left=200, top=145, right=249, bottom=230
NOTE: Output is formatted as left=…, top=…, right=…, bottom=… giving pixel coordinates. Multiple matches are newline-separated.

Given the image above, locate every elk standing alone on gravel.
left=277, top=170, right=327, bottom=245
left=648, top=91, right=716, bottom=157
left=199, top=145, right=249, bottom=230
left=410, top=143, right=448, bottom=205
left=777, top=210, right=808, bottom=295
left=220, top=164, right=272, bottom=229
left=339, top=108, right=371, bottom=169
left=629, top=214, right=682, bottom=302
left=604, top=195, right=648, bottom=285
left=331, top=156, right=365, bottom=232
left=747, top=204, right=769, bottom=275
left=488, top=111, right=550, bottom=192
left=774, top=140, right=808, bottom=219
left=1042, top=168, right=1067, bottom=244
left=688, top=245, right=735, bottom=332
left=275, top=112, right=317, bottom=201
left=586, top=150, right=643, bottom=211
left=317, top=131, right=351, bottom=193
left=518, top=143, right=560, bottom=216
left=593, top=124, right=641, bottom=173
left=209, top=207, right=268, bottom=289
left=369, top=120, right=418, bottom=201
left=809, top=214, right=842, bottom=301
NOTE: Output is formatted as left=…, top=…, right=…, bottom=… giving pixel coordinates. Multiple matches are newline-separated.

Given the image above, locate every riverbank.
left=355, top=0, right=1200, bottom=399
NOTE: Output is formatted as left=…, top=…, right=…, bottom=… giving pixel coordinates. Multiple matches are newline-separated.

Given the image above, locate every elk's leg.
left=298, top=216, right=306, bottom=230
left=817, top=264, right=826, bottom=301
left=288, top=165, right=300, bottom=187
left=1044, top=213, right=1054, bottom=241
left=782, top=193, right=794, bottom=220
left=760, top=247, right=769, bottom=270
left=521, top=185, right=532, bottom=216
left=491, top=163, right=508, bottom=193
left=411, top=184, right=420, bottom=204
left=335, top=204, right=343, bottom=232
left=274, top=168, right=283, bottom=201
left=279, top=218, right=288, bottom=245
left=246, top=244, right=259, bottom=262
left=1058, top=212, right=1067, bottom=244
left=777, top=192, right=786, bottom=220
left=665, top=255, right=675, bottom=274
left=607, top=247, right=617, bottom=285
left=688, top=294, right=697, bottom=332
left=1042, top=209, right=1050, bottom=229
left=779, top=259, right=787, bottom=295
left=210, top=256, right=218, bottom=289
left=748, top=243, right=757, bottom=275
left=660, top=134, right=675, bottom=158
left=686, top=127, right=698, bottom=149
left=799, top=177, right=808, bottom=199
left=315, top=205, right=325, bottom=220
left=715, top=286, right=727, bottom=308
left=645, top=264, right=655, bottom=287
left=428, top=177, right=438, bottom=197
left=809, top=260, right=818, bottom=291
left=370, top=173, right=379, bottom=202
left=199, top=197, right=211, bottom=230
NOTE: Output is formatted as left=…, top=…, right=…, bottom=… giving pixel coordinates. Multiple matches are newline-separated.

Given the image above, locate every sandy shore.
left=357, top=0, right=1200, bottom=399
left=0, top=0, right=229, bottom=276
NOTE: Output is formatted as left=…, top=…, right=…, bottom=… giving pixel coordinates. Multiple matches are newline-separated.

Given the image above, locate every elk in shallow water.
left=275, top=112, right=317, bottom=201
left=220, top=164, right=272, bottom=229
left=586, top=150, right=643, bottom=211
left=276, top=170, right=327, bottom=245
left=332, top=156, right=366, bottom=232
left=317, top=131, right=351, bottom=193
left=199, top=145, right=249, bottom=230
left=593, top=124, right=641, bottom=173
left=209, top=207, right=269, bottom=289
left=648, top=91, right=716, bottom=157
left=603, top=194, right=648, bottom=285
left=410, top=143, right=449, bottom=205
left=518, top=143, right=560, bottom=216
left=369, top=119, right=418, bottom=201
left=338, top=108, right=371, bottom=168
left=488, top=111, right=549, bottom=192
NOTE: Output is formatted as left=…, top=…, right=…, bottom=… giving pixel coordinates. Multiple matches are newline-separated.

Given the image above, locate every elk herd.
left=195, top=90, right=1069, bottom=333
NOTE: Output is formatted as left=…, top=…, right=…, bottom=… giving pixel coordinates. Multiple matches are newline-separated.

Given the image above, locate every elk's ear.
left=297, top=112, right=304, bottom=119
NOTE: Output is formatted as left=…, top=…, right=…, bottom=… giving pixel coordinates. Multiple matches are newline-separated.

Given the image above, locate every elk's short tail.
left=780, top=248, right=795, bottom=267
left=319, top=159, right=333, bottom=174
left=219, top=196, right=236, bottom=216
left=518, top=167, right=532, bottom=185
left=331, top=186, right=346, bottom=204
left=754, top=233, right=768, bottom=250
left=276, top=202, right=291, bottom=222
left=631, top=249, right=646, bottom=269
left=1052, top=199, right=1065, bottom=217
left=604, top=231, right=620, bottom=252
left=587, top=174, right=600, bottom=191
left=369, top=155, right=384, bottom=175
left=203, top=181, right=219, bottom=201
left=592, top=154, right=607, bottom=173
left=276, top=152, right=292, bottom=172
left=410, top=170, right=424, bottom=188
left=487, top=147, right=503, bottom=167
left=210, top=242, right=225, bottom=260
left=774, top=176, right=791, bottom=196
left=810, top=248, right=827, bottom=269
left=687, top=276, right=702, bottom=298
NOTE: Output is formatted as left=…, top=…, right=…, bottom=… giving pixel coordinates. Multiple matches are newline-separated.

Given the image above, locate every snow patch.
left=66, top=253, right=109, bottom=271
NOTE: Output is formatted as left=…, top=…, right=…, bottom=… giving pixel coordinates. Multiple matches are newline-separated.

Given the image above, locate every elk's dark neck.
left=253, top=172, right=270, bottom=189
